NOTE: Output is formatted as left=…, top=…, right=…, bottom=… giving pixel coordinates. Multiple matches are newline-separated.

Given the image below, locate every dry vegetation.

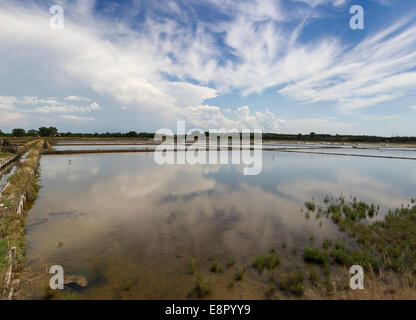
left=0, top=139, right=42, bottom=299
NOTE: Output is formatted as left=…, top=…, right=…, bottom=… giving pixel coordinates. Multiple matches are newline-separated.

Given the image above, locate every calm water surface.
left=22, top=151, right=416, bottom=299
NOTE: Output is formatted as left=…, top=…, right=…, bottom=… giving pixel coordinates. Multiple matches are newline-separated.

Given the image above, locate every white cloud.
left=0, top=0, right=414, bottom=132
left=178, top=105, right=284, bottom=132
left=410, top=105, right=416, bottom=110
left=0, top=111, right=25, bottom=126
left=31, top=102, right=101, bottom=113
left=60, top=115, right=95, bottom=121
left=291, top=0, right=348, bottom=7
left=64, top=96, right=91, bottom=102
left=0, top=95, right=101, bottom=114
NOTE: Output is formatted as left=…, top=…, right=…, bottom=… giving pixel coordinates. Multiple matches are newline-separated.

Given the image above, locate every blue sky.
left=0, top=0, right=415, bottom=135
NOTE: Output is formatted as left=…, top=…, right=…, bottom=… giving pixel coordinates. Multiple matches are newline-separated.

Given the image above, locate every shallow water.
left=23, top=151, right=416, bottom=299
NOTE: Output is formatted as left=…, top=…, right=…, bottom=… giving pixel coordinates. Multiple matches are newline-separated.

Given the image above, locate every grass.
left=308, top=266, right=320, bottom=285
left=303, top=246, right=329, bottom=265
left=305, top=201, right=316, bottom=212
left=279, top=269, right=305, bottom=296
left=264, top=281, right=276, bottom=298
left=43, top=282, right=58, bottom=300
left=291, top=245, right=298, bottom=255
left=252, top=250, right=281, bottom=273
left=0, top=139, right=42, bottom=298
left=0, top=152, right=13, bottom=160
left=226, top=258, right=235, bottom=268
left=252, top=254, right=267, bottom=273
left=189, top=258, right=197, bottom=274
left=190, top=272, right=211, bottom=298
left=0, top=239, right=8, bottom=273
left=322, top=238, right=332, bottom=250
left=209, top=261, right=223, bottom=273
left=299, top=195, right=416, bottom=297
left=314, top=196, right=416, bottom=274
left=233, top=267, right=246, bottom=281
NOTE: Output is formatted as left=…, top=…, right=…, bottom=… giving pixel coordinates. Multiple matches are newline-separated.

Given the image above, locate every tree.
left=12, top=128, right=26, bottom=137
left=48, top=127, right=58, bottom=136
left=38, top=127, right=58, bottom=137
left=126, top=131, right=137, bottom=138
left=27, top=129, right=38, bottom=137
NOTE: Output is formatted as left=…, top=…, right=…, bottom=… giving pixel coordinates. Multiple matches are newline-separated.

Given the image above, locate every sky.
left=0, top=0, right=415, bottom=135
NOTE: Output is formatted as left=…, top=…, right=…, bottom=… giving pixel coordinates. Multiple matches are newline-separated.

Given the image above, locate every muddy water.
left=22, top=152, right=416, bottom=299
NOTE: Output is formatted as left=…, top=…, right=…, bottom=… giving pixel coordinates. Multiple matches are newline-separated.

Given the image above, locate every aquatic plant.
left=252, top=254, right=267, bottom=273
left=305, top=201, right=316, bottom=212
left=209, top=261, right=223, bottom=273
left=233, top=267, right=246, bottom=281
left=322, top=238, right=332, bottom=250
left=264, top=281, right=276, bottom=298
left=303, top=246, right=329, bottom=265
left=308, top=266, right=320, bottom=285
left=189, top=258, right=197, bottom=274
left=226, top=258, right=235, bottom=268
left=191, top=272, right=211, bottom=298
left=253, top=251, right=281, bottom=273
left=279, top=269, right=305, bottom=297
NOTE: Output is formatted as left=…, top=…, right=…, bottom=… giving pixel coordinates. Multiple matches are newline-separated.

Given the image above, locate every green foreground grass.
left=185, top=195, right=416, bottom=300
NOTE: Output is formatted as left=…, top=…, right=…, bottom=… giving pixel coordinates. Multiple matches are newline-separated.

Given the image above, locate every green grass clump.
left=189, top=258, right=197, bottom=274
left=226, top=258, right=235, bottom=268
left=303, top=246, right=329, bottom=265
left=43, top=283, right=58, bottom=300
left=308, top=266, right=320, bottom=285
left=264, top=282, right=276, bottom=298
left=323, top=275, right=334, bottom=295
left=233, top=267, right=246, bottom=281
left=253, top=251, right=281, bottom=273
left=279, top=269, right=305, bottom=296
left=0, top=239, right=8, bottom=273
left=191, top=272, right=211, bottom=298
left=304, top=195, right=416, bottom=276
left=252, top=254, right=267, bottom=273
left=305, top=201, right=316, bottom=212
left=266, top=252, right=281, bottom=270
left=322, top=238, right=332, bottom=250
left=209, top=261, right=223, bottom=273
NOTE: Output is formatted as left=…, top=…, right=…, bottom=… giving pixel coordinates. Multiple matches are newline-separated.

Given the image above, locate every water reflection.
left=23, top=152, right=415, bottom=299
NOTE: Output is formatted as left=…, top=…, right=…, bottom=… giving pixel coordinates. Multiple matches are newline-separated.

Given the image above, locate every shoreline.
left=0, top=139, right=42, bottom=300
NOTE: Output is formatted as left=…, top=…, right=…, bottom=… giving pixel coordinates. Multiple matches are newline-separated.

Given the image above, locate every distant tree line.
left=1, top=128, right=416, bottom=143
left=0, top=127, right=58, bottom=137
left=262, top=132, right=416, bottom=143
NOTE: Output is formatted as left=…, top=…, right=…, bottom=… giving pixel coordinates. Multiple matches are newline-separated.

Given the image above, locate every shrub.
left=303, top=246, right=329, bottom=265
left=305, top=201, right=316, bottom=212
left=279, top=270, right=305, bottom=296
left=322, top=238, right=332, bottom=250
left=252, top=254, right=267, bottom=273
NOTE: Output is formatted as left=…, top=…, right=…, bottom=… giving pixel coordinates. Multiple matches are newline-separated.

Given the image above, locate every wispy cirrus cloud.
left=0, top=0, right=414, bottom=134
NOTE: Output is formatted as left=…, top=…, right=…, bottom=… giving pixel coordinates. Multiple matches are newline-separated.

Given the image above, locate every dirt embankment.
left=0, top=139, right=43, bottom=300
